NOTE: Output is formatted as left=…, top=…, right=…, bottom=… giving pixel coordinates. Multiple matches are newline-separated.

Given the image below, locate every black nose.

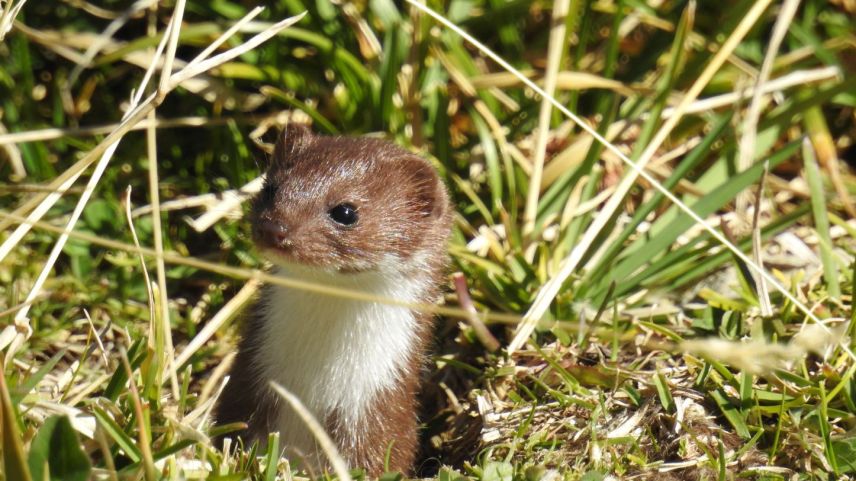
left=256, top=221, right=290, bottom=248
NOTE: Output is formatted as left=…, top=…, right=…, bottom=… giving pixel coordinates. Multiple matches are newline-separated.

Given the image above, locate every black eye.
left=328, top=203, right=358, bottom=226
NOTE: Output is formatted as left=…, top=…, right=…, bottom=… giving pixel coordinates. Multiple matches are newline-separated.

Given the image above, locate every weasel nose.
left=257, top=222, right=291, bottom=247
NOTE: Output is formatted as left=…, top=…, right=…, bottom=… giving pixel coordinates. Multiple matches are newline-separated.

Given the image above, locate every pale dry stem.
left=0, top=0, right=26, bottom=41
left=270, top=382, right=353, bottom=481
left=144, top=2, right=180, bottom=400
left=522, top=0, right=569, bottom=240
left=67, top=0, right=154, bottom=86
left=735, top=0, right=800, bottom=213
left=0, top=115, right=267, bottom=146
left=172, top=278, right=261, bottom=370
left=659, top=66, right=841, bottom=118
left=752, top=162, right=773, bottom=317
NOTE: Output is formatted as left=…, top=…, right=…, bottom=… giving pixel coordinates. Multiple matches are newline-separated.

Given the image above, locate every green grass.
left=1, top=0, right=856, bottom=480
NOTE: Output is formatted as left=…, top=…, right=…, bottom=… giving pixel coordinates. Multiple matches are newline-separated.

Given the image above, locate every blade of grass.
left=118, top=346, right=157, bottom=481
left=735, top=0, right=800, bottom=212
left=522, top=0, right=569, bottom=238
left=0, top=358, right=33, bottom=481
left=269, top=382, right=352, bottom=481
left=803, top=138, right=840, bottom=299
left=710, top=389, right=751, bottom=439
left=90, top=406, right=143, bottom=464
left=0, top=211, right=527, bottom=330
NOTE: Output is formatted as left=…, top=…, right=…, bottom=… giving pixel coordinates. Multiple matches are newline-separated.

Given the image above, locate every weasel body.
left=214, top=125, right=451, bottom=475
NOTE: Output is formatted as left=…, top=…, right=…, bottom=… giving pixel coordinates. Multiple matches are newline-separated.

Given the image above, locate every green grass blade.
left=710, top=389, right=750, bottom=439
left=802, top=137, right=840, bottom=298
left=1, top=360, right=32, bottom=481
left=27, top=415, right=91, bottom=481
left=92, top=408, right=143, bottom=464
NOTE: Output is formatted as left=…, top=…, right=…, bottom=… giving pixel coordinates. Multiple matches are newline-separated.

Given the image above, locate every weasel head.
left=251, top=124, right=451, bottom=275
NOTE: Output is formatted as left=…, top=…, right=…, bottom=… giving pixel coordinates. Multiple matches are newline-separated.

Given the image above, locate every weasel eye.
left=328, top=203, right=358, bottom=226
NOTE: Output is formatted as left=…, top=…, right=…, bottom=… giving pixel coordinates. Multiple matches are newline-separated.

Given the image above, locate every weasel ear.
left=402, top=156, right=449, bottom=219
left=273, top=123, right=314, bottom=160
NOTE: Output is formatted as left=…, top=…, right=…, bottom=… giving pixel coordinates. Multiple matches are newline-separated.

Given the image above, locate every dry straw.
left=270, top=382, right=353, bottom=481
left=523, top=0, right=570, bottom=239
left=0, top=0, right=26, bottom=41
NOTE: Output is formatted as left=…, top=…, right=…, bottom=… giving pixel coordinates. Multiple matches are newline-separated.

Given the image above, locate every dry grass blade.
left=660, top=66, right=841, bottom=118
left=752, top=163, right=773, bottom=317
left=453, top=273, right=500, bottom=352
left=269, top=381, right=352, bottom=481
left=118, top=347, right=158, bottom=481
left=0, top=121, right=26, bottom=179
left=0, top=115, right=267, bottom=146
left=67, top=0, right=154, bottom=85
left=0, top=169, right=83, bottom=264
left=83, top=309, right=109, bottom=368
left=172, top=278, right=261, bottom=371
left=470, top=71, right=640, bottom=96
left=132, top=192, right=233, bottom=217
left=187, top=6, right=265, bottom=68
left=523, top=0, right=569, bottom=239
left=157, top=0, right=185, bottom=95
left=0, top=296, right=43, bottom=320
left=0, top=0, right=26, bottom=41
left=187, top=175, right=264, bottom=232
left=143, top=3, right=180, bottom=398
left=124, top=186, right=160, bottom=387
left=736, top=0, right=800, bottom=213
left=167, top=12, right=306, bottom=88
left=123, top=188, right=155, bottom=320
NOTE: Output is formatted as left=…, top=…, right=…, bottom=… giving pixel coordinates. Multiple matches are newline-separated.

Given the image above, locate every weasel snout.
left=254, top=219, right=292, bottom=248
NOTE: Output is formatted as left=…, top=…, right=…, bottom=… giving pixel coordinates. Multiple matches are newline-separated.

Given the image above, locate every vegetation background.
left=0, top=0, right=855, bottom=479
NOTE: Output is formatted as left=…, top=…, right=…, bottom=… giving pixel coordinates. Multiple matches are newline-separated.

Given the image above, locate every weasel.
left=213, top=124, right=452, bottom=476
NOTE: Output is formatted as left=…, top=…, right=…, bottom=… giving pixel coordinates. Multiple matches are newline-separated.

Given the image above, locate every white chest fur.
left=255, top=265, right=425, bottom=455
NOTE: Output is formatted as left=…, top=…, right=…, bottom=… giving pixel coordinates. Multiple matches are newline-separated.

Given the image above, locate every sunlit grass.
left=1, top=0, right=855, bottom=479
